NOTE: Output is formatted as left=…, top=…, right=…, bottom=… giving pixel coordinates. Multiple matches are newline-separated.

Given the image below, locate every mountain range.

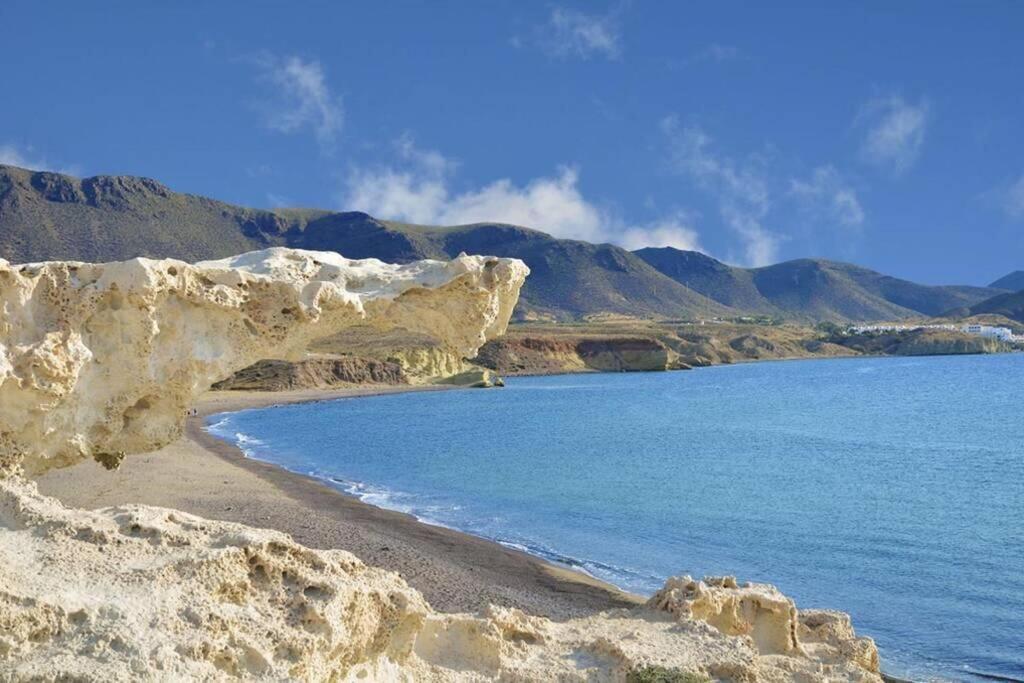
left=1, top=164, right=1015, bottom=322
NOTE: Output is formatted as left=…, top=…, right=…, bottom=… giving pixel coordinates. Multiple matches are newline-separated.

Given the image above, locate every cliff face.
left=474, top=336, right=686, bottom=375
left=835, top=328, right=1011, bottom=356
left=0, top=248, right=527, bottom=475
left=212, top=357, right=407, bottom=391
left=0, top=249, right=880, bottom=681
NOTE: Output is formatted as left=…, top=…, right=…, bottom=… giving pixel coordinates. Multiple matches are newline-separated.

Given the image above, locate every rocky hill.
left=2, top=163, right=1001, bottom=323
left=636, top=246, right=1005, bottom=322
left=0, top=164, right=730, bottom=321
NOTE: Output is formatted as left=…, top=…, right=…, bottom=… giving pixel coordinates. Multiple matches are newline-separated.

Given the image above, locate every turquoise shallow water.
left=208, top=354, right=1024, bottom=682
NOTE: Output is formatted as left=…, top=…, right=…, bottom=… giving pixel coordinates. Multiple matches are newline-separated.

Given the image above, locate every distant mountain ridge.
left=958, top=289, right=1024, bottom=324
left=0, top=164, right=731, bottom=321
left=0, top=164, right=1002, bottom=322
left=635, top=247, right=1006, bottom=323
left=989, top=271, right=1024, bottom=291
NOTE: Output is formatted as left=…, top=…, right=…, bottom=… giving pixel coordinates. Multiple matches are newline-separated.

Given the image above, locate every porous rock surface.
left=0, top=249, right=879, bottom=681
left=0, top=248, right=526, bottom=475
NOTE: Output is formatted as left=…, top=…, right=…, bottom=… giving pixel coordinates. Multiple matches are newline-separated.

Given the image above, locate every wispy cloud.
left=857, top=94, right=929, bottom=175
left=0, top=143, right=78, bottom=175
left=252, top=54, right=343, bottom=149
left=342, top=136, right=701, bottom=252
left=521, top=6, right=622, bottom=61
left=661, top=118, right=867, bottom=265
left=265, top=193, right=292, bottom=208
left=789, top=165, right=865, bottom=229
left=661, top=116, right=778, bottom=266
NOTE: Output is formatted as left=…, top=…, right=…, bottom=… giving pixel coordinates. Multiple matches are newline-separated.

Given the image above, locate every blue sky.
left=1, top=1, right=1021, bottom=285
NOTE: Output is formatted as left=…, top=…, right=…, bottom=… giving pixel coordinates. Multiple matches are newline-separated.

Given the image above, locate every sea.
left=207, top=353, right=1024, bottom=682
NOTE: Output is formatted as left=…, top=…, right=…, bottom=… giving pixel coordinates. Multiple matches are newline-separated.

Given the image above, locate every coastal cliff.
left=474, top=335, right=687, bottom=374
left=0, top=249, right=880, bottom=681
left=212, top=357, right=408, bottom=390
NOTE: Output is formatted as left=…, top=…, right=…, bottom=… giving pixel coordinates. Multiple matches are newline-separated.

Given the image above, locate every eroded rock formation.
left=0, top=249, right=881, bottom=681
left=0, top=248, right=526, bottom=475
left=474, top=335, right=689, bottom=375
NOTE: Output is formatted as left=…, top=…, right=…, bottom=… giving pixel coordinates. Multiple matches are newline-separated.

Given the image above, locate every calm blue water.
left=208, top=354, right=1024, bottom=682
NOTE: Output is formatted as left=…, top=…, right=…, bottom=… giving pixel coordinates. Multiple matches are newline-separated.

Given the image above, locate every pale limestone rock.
left=0, top=249, right=881, bottom=681
left=0, top=474, right=883, bottom=682
left=0, top=248, right=527, bottom=475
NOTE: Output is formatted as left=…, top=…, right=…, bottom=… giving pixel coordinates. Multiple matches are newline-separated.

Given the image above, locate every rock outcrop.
left=0, top=248, right=526, bottom=475
left=212, top=357, right=408, bottom=391
left=474, top=335, right=688, bottom=375
left=0, top=249, right=881, bottom=681
left=833, top=328, right=1011, bottom=357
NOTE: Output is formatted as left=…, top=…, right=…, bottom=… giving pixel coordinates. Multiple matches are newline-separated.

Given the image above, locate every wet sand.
left=37, top=385, right=641, bottom=620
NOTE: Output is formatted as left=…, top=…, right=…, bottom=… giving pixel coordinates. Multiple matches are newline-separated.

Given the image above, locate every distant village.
left=848, top=322, right=1024, bottom=344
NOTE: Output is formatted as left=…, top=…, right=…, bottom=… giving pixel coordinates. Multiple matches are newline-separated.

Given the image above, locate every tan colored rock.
left=0, top=248, right=527, bottom=475
left=0, top=474, right=883, bottom=681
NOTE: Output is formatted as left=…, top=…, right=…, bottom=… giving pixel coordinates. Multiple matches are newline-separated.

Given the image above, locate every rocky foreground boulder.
left=0, top=249, right=879, bottom=681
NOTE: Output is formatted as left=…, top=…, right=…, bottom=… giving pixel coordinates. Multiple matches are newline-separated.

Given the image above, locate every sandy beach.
left=36, top=385, right=641, bottom=620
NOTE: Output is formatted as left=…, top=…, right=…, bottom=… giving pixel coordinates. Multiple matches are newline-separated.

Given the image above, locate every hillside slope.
left=990, top=270, right=1024, bottom=291
left=960, top=289, right=1024, bottom=323
left=0, top=164, right=729, bottom=321
left=636, top=246, right=1004, bottom=322
left=3, top=164, right=998, bottom=323
left=0, top=164, right=292, bottom=262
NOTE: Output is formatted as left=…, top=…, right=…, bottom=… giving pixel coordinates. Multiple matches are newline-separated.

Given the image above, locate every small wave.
left=322, top=475, right=461, bottom=530
left=204, top=419, right=266, bottom=458
left=320, top=474, right=657, bottom=590
left=205, top=416, right=232, bottom=433
left=496, top=538, right=662, bottom=591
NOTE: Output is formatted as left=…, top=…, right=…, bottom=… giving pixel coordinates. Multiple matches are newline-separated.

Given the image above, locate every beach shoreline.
left=37, top=384, right=642, bottom=620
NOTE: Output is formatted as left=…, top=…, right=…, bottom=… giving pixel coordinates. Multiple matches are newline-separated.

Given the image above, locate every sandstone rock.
left=212, top=356, right=407, bottom=391
left=438, top=367, right=503, bottom=388
left=0, top=248, right=527, bottom=475
left=474, top=335, right=686, bottom=375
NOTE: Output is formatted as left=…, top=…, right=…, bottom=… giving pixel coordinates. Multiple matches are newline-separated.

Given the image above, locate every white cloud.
left=789, top=165, right=865, bottom=229
left=255, top=54, right=343, bottom=148
left=620, top=214, right=702, bottom=252
left=0, top=144, right=35, bottom=168
left=0, top=143, right=78, bottom=175
left=1002, top=174, right=1024, bottom=220
left=858, top=95, right=929, bottom=175
left=661, top=116, right=778, bottom=266
left=342, top=136, right=701, bottom=251
left=529, top=7, right=622, bottom=60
